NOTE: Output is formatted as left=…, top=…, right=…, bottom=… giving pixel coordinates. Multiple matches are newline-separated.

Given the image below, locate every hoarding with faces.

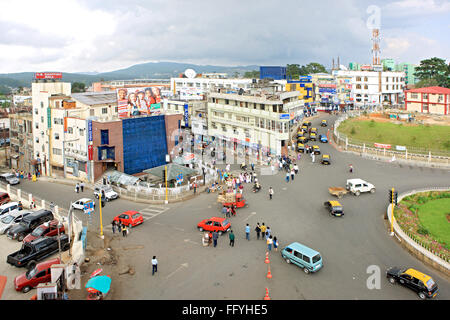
left=116, top=87, right=163, bottom=119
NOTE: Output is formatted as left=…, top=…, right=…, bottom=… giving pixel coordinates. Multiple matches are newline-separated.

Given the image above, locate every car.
left=0, top=209, right=33, bottom=234
left=310, top=127, right=318, bottom=135
left=14, top=258, right=61, bottom=293
left=323, top=200, right=344, bottom=217
left=197, top=217, right=231, bottom=235
left=23, top=220, right=65, bottom=243
left=346, top=179, right=376, bottom=196
left=321, top=154, right=331, bottom=165
left=321, top=120, right=327, bottom=127
left=297, top=143, right=305, bottom=153
left=281, top=242, right=323, bottom=274
left=0, top=192, right=11, bottom=205
left=71, top=198, right=95, bottom=210
left=298, top=136, right=308, bottom=144
left=386, top=267, right=439, bottom=299
left=0, top=173, right=20, bottom=185
left=309, top=133, right=317, bottom=141
left=7, top=209, right=54, bottom=241
left=113, top=211, right=143, bottom=228
left=312, top=145, right=321, bottom=154
left=94, top=185, right=118, bottom=201
left=0, top=201, right=21, bottom=217
left=319, top=134, right=328, bottom=143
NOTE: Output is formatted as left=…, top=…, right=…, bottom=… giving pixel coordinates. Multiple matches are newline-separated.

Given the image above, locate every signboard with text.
left=34, top=72, right=62, bottom=79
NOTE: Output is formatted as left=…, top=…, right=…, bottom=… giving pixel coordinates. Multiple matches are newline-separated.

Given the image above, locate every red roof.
left=405, top=86, right=450, bottom=94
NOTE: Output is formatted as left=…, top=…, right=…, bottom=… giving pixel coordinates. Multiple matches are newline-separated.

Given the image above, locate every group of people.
left=117, top=87, right=162, bottom=118
left=74, top=182, right=85, bottom=193
left=12, top=169, right=38, bottom=180
left=111, top=220, right=129, bottom=237
left=253, top=223, right=279, bottom=252
left=221, top=204, right=237, bottom=217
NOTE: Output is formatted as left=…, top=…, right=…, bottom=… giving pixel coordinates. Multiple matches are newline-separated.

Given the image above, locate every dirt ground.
left=357, top=112, right=450, bottom=126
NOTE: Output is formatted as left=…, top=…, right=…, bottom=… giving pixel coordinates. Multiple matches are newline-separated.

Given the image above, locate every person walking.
left=255, top=223, right=261, bottom=240
left=193, top=182, right=198, bottom=194
left=269, top=187, right=274, bottom=200
left=273, top=236, right=279, bottom=251
left=231, top=205, right=236, bottom=217
left=212, top=231, right=219, bottom=247
left=267, top=236, right=273, bottom=251
left=266, top=226, right=271, bottom=239
left=229, top=230, right=235, bottom=247
left=245, top=224, right=250, bottom=241
left=151, top=256, right=158, bottom=275
left=349, top=164, right=353, bottom=173
left=222, top=205, right=227, bottom=217
left=75, top=183, right=80, bottom=193
left=285, top=172, right=290, bottom=183
left=122, top=225, right=128, bottom=237
left=294, top=164, right=299, bottom=175
left=290, top=169, right=295, bottom=181
left=80, top=182, right=84, bottom=192
left=260, top=223, right=266, bottom=239
left=112, top=221, right=116, bottom=234
left=226, top=206, right=231, bottom=218
left=312, top=153, right=315, bottom=163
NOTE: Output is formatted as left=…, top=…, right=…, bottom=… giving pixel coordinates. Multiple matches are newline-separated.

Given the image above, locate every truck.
left=6, top=235, right=70, bottom=269
left=346, top=179, right=376, bottom=196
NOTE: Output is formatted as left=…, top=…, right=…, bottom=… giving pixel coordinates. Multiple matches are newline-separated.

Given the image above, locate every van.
left=0, top=173, right=20, bottom=185
left=7, top=209, right=54, bottom=241
left=281, top=242, right=323, bottom=274
left=0, top=192, right=11, bottom=205
left=346, top=178, right=376, bottom=196
left=0, top=202, right=21, bottom=217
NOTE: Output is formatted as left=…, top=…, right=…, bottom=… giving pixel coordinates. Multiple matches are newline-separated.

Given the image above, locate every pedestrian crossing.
left=139, top=204, right=170, bottom=221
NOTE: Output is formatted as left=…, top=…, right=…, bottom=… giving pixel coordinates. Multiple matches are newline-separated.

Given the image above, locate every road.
left=2, top=113, right=449, bottom=300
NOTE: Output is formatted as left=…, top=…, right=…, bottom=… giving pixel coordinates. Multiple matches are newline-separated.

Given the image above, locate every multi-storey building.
left=207, top=84, right=303, bottom=156
left=8, top=112, right=33, bottom=172
left=404, top=86, right=450, bottom=115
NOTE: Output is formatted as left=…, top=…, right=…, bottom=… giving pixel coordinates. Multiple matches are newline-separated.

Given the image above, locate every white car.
left=0, top=209, right=33, bottom=234
left=94, top=185, right=118, bottom=201
left=346, top=179, right=376, bottom=196
left=71, top=198, right=95, bottom=211
left=0, top=201, right=21, bottom=217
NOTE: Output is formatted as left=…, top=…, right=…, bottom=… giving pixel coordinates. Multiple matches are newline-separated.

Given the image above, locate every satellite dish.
left=339, top=64, right=348, bottom=71
left=184, top=69, right=197, bottom=79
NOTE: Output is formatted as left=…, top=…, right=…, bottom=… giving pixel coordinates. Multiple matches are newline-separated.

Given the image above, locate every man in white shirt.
left=151, top=256, right=158, bottom=275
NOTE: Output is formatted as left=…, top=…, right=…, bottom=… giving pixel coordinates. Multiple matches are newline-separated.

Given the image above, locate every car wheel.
left=388, top=277, right=395, bottom=284
left=22, top=286, right=32, bottom=293
left=95, top=195, right=99, bottom=199
left=128, top=222, right=133, bottom=228
left=355, top=191, right=360, bottom=196
left=370, top=188, right=376, bottom=193
left=418, top=292, right=426, bottom=300
left=198, top=227, right=203, bottom=232
left=303, top=267, right=310, bottom=274
left=27, top=260, right=36, bottom=270
left=18, top=234, right=24, bottom=241
left=63, top=243, right=70, bottom=251
left=106, top=198, right=109, bottom=202
left=218, top=231, right=223, bottom=236
left=285, top=258, right=291, bottom=264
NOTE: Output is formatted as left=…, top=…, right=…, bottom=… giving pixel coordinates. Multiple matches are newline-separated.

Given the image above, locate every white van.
left=346, top=179, right=376, bottom=196
left=0, top=202, right=21, bottom=217
left=94, top=185, right=118, bottom=201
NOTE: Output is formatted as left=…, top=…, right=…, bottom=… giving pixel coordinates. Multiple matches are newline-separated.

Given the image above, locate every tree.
left=287, top=64, right=301, bottom=79
left=303, top=62, right=327, bottom=75
left=415, top=57, right=450, bottom=88
left=289, top=62, right=328, bottom=78
left=71, top=82, right=86, bottom=93
left=243, top=70, right=259, bottom=78
left=414, top=78, right=439, bottom=89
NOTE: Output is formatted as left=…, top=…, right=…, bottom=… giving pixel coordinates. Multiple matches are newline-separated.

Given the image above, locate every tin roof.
left=71, top=92, right=117, bottom=106
left=405, top=86, right=450, bottom=94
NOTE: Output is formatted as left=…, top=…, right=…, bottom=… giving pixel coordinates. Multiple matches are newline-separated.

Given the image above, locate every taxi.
left=323, top=200, right=344, bottom=217
left=312, top=145, right=321, bottom=154
left=113, top=210, right=144, bottom=227
left=297, top=143, right=305, bottom=153
left=310, top=127, right=318, bottom=135
left=321, top=154, right=331, bottom=165
left=309, top=133, right=317, bottom=141
left=298, top=136, right=307, bottom=144
left=197, top=217, right=231, bottom=235
left=321, top=119, right=327, bottom=127
left=386, top=267, right=438, bottom=299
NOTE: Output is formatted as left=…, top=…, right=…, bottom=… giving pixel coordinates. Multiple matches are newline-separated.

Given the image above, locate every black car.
left=323, top=201, right=344, bottom=217
left=7, top=209, right=54, bottom=241
left=386, top=267, right=439, bottom=299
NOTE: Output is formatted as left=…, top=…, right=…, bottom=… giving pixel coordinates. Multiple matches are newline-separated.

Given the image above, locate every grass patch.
left=417, top=198, right=450, bottom=248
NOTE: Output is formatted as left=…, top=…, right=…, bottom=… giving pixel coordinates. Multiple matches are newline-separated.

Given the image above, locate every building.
left=396, top=63, right=419, bottom=86
left=8, top=112, right=33, bottom=172
left=348, top=62, right=361, bottom=71
left=404, top=86, right=450, bottom=115
left=332, top=70, right=406, bottom=106
left=207, top=83, right=303, bottom=156
left=92, top=79, right=170, bottom=93
left=382, top=59, right=396, bottom=71
left=163, top=99, right=206, bottom=128
left=260, top=66, right=287, bottom=80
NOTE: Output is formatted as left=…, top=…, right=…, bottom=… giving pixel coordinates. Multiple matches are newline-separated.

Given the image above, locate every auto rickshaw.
left=313, top=145, right=321, bottom=154
left=298, top=136, right=307, bottom=144
left=321, top=154, right=331, bottom=165
left=297, top=143, right=305, bottom=153
left=301, top=125, right=308, bottom=132
left=309, top=133, right=317, bottom=141
left=311, top=127, right=318, bottom=135
left=321, top=119, right=327, bottom=127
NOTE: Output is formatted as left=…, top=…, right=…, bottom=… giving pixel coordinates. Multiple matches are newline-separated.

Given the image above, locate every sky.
left=0, top=0, right=449, bottom=74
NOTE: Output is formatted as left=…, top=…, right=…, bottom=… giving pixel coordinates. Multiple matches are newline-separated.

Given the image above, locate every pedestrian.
left=222, top=205, right=227, bottom=217
left=267, top=235, right=273, bottom=251
left=208, top=232, right=213, bottom=246
left=226, top=206, right=231, bottom=218
left=273, top=236, right=279, bottom=251
left=18, top=201, right=23, bottom=210
left=260, top=223, right=266, bottom=239
left=212, top=230, right=219, bottom=247
left=122, top=225, right=127, bottom=237
left=271, top=164, right=275, bottom=175
left=80, top=182, right=84, bottom=192
left=349, top=164, right=353, bottom=173
left=229, top=230, right=235, bottom=247
left=285, top=172, right=290, bottom=183
left=112, top=221, right=116, bottom=234
left=294, top=164, right=299, bottom=175
left=297, top=153, right=301, bottom=160
left=151, top=256, right=158, bottom=275
left=312, top=153, right=315, bottom=163
left=251, top=163, right=255, bottom=171
left=118, top=223, right=122, bottom=233
left=269, top=187, right=273, bottom=200
left=231, top=205, right=236, bottom=217
left=255, top=223, right=261, bottom=240
left=75, top=183, right=79, bottom=193
left=266, top=226, right=271, bottom=239
left=291, top=169, right=295, bottom=181
left=245, top=223, right=250, bottom=240
left=193, top=182, right=198, bottom=194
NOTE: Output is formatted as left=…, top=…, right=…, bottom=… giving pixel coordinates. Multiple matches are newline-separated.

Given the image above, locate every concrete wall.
left=164, top=113, right=182, bottom=157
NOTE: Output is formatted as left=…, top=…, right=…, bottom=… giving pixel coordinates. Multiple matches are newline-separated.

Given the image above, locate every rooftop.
left=405, top=86, right=450, bottom=94
left=71, top=92, right=117, bottom=106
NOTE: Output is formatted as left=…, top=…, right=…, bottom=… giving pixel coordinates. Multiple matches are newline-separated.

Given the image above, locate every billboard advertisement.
left=35, top=72, right=63, bottom=79
left=116, top=87, right=163, bottom=119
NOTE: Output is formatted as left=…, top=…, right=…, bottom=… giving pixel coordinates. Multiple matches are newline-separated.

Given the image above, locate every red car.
left=14, top=258, right=61, bottom=293
left=23, top=220, right=65, bottom=243
left=113, top=211, right=143, bottom=227
left=197, top=217, right=231, bottom=234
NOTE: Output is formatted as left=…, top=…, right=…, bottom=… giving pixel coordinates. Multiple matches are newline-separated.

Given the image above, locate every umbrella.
left=90, top=268, right=103, bottom=278
left=85, top=275, right=111, bottom=294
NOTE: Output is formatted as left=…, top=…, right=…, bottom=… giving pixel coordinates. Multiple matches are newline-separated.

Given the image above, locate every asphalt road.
left=2, top=113, right=449, bottom=300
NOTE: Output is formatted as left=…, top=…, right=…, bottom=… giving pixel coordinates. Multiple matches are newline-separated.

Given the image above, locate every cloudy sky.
left=0, top=0, right=449, bottom=73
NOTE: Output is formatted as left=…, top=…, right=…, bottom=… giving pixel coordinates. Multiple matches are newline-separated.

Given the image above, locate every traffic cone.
left=263, top=288, right=271, bottom=300
left=265, top=252, right=270, bottom=264
left=266, top=266, right=272, bottom=279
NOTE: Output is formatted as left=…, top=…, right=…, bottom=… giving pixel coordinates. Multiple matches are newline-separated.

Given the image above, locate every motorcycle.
left=252, top=184, right=262, bottom=193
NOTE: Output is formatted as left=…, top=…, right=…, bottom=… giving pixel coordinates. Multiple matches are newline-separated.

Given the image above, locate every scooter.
left=252, top=184, right=262, bottom=193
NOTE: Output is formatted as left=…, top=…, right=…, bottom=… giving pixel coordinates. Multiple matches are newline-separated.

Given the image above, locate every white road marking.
left=243, top=212, right=256, bottom=221
left=166, top=263, right=189, bottom=279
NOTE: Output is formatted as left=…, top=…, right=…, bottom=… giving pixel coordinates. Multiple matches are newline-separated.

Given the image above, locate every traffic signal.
left=393, top=191, right=398, bottom=206
left=388, top=190, right=393, bottom=203
left=388, top=189, right=398, bottom=205
left=162, top=169, right=166, bottom=183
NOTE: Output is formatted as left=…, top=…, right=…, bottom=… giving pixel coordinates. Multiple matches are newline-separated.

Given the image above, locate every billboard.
left=35, top=72, right=62, bottom=79
left=116, top=87, right=163, bottom=119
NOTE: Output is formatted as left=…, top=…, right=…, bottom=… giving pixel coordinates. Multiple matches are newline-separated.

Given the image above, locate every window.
left=100, top=130, right=109, bottom=145
left=423, top=94, right=428, bottom=99
left=225, top=99, right=229, bottom=105
left=68, top=127, right=73, bottom=134
left=52, top=148, right=62, bottom=155
left=285, top=247, right=293, bottom=254
left=90, top=109, right=95, bottom=116
left=423, top=104, right=428, bottom=111
left=293, top=251, right=303, bottom=259
left=79, top=128, right=84, bottom=136
left=41, top=116, right=44, bottom=123
left=356, top=77, right=361, bottom=81
left=364, top=77, right=368, bottom=82
left=34, top=108, right=38, bottom=115
left=356, top=84, right=361, bottom=89
left=40, top=102, right=44, bottom=108
left=54, top=133, right=59, bottom=140
left=411, top=93, right=418, bottom=99
left=115, top=106, right=118, bottom=113
left=102, top=107, right=108, bottom=114
left=302, top=255, right=311, bottom=264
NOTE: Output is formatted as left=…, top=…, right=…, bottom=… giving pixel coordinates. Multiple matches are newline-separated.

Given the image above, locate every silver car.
left=0, top=209, right=33, bottom=234
left=0, top=173, right=20, bottom=185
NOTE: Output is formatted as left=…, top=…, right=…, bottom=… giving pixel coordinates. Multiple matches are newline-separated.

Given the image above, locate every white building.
left=332, top=70, right=405, bottom=106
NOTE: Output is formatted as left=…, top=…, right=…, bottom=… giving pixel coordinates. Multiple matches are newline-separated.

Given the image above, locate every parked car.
left=6, top=235, right=69, bottom=268
left=281, top=242, right=323, bottom=274
left=346, top=179, right=376, bottom=196
left=113, top=211, right=143, bottom=228
left=312, top=145, right=321, bottom=155
left=323, top=200, right=344, bottom=217
left=309, top=133, right=317, bottom=141
left=23, top=220, right=65, bottom=243
left=94, top=185, right=118, bottom=201
left=197, top=217, right=231, bottom=235
left=319, top=134, right=328, bottom=143
left=7, top=209, right=54, bottom=241
left=321, top=154, right=331, bottom=165
left=0, top=209, right=33, bottom=234
left=0, top=192, right=11, bottom=205
left=0, top=201, right=21, bottom=217
left=386, top=267, right=439, bottom=299
left=14, top=258, right=61, bottom=293
left=71, top=198, right=95, bottom=210
left=0, top=173, right=20, bottom=185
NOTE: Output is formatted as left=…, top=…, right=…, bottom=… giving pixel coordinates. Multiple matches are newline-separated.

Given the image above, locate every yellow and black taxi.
left=323, top=200, right=344, bottom=217
left=298, top=136, right=308, bottom=144
left=301, top=125, right=308, bottom=133
left=310, top=127, right=318, bottom=135
left=386, top=267, right=438, bottom=299
left=321, top=119, right=327, bottom=127
left=312, top=145, right=321, bottom=154
left=297, top=143, right=305, bottom=153
left=321, top=154, right=330, bottom=165
left=309, top=132, right=317, bottom=141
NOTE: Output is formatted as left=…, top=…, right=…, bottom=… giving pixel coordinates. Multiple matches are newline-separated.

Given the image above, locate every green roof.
left=143, top=163, right=197, bottom=181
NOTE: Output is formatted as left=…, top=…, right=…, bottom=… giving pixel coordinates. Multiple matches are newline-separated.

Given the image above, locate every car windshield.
left=26, top=266, right=38, bottom=280
left=312, top=254, right=321, bottom=264
left=222, top=220, right=229, bottom=226
left=1, top=215, right=14, bottom=224
left=425, top=279, right=436, bottom=290
left=31, top=228, right=45, bottom=236
left=103, top=186, right=113, bottom=192
left=333, top=206, right=343, bottom=212
left=4, top=174, right=14, bottom=179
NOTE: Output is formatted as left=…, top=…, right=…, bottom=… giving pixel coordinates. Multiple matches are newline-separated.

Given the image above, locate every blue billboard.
left=260, top=66, right=287, bottom=80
